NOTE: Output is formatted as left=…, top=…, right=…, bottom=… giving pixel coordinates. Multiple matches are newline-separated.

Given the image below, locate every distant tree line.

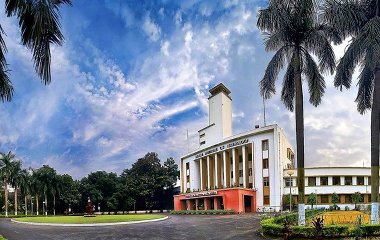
left=0, top=152, right=179, bottom=216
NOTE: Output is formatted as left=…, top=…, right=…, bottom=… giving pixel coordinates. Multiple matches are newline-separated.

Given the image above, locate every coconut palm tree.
left=0, top=0, right=71, bottom=103
left=0, top=151, right=16, bottom=217
left=323, top=0, right=380, bottom=224
left=9, top=160, right=22, bottom=215
left=257, top=0, right=341, bottom=225
left=19, top=169, right=31, bottom=215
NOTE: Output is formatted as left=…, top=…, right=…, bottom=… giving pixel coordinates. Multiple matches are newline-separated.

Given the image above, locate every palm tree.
left=323, top=0, right=380, bottom=224
left=257, top=0, right=341, bottom=225
left=0, top=0, right=72, bottom=103
left=0, top=151, right=16, bottom=217
left=9, top=160, right=22, bottom=215
left=19, top=169, right=31, bottom=215
left=30, top=169, right=40, bottom=215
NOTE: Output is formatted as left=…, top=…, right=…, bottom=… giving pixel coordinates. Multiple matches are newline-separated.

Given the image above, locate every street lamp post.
left=287, top=170, right=295, bottom=212
left=42, top=201, right=45, bottom=216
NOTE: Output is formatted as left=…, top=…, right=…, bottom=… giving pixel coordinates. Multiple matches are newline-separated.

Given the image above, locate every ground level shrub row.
left=171, top=210, right=234, bottom=215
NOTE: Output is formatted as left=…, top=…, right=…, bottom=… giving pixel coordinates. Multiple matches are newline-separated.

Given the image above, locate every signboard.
left=195, top=138, right=249, bottom=159
left=185, top=191, right=218, bottom=198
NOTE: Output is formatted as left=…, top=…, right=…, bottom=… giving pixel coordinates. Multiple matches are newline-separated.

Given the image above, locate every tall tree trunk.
left=14, top=186, right=18, bottom=216
left=36, top=193, right=39, bottom=216
left=371, top=69, right=380, bottom=224
left=24, top=194, right=27, bottom=215
left=4, top=182, right=8, bottom=217
left=295, top=49, right=305, bottom=225
left=53, top=194, right=56, bottom=216
left=45, top=194, right=48, bottom=216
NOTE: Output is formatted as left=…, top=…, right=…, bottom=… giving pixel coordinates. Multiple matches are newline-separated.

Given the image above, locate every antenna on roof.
left=263, top=97, right=267, bottom=127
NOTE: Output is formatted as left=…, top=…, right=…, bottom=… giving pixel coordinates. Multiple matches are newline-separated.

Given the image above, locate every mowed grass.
left=317, top=211, right=370, bottom=225
left=15, top=214, right=165, bottom=224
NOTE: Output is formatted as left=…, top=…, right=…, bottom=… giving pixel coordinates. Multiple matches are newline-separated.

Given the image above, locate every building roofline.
left=209, top=83, right=231, bottom=96
left=182, top=124, right=278, bottom=159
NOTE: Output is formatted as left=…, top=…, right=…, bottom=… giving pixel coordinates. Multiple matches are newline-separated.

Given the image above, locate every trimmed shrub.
left=361, top=224, right=380, bottom=236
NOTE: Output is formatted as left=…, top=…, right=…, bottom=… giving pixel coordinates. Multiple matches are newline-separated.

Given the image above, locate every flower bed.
left=261, top=210, right=380, bottom=238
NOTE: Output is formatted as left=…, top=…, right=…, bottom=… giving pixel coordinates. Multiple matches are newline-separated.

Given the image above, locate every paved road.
left=0, top=214, right=266, bottom=240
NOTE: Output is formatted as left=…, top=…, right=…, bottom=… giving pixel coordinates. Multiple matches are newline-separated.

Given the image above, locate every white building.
left=174, top=83, right=294, bottom=212
left=174, top=83, right=371, bottom=213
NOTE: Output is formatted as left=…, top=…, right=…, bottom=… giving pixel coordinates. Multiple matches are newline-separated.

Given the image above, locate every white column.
left=207, top=156, right=211, bottom=189
left=215, top=153, right=219, bottom=188
left=251, top=142, right=255, bottom=189
left=232, top=148, right=237, bottom=186
left=200, top=158, right=203, bottom=190
left=242, top=146, right=247, bottom=188
left=223, top=151, right=227, bottom=188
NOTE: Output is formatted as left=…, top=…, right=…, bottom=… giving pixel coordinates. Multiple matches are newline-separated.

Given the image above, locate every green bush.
left=260, top=218, right=283, bottom=236
left=361, top=224, right=380, bottom=236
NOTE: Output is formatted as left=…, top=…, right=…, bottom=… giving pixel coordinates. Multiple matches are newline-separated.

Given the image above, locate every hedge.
left=261, top=209, right=354, bottom=238
left=170, top=209, right=234, bottom=215
left=361, top=224, right=380, bottom=236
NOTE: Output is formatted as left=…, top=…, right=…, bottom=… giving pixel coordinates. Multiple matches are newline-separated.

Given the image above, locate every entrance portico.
left=174, top=188, right=256, bottom=213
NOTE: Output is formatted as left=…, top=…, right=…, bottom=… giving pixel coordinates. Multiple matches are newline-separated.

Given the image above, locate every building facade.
left=174, top=83, right=295, bottom=213
left=173, top=83, right=373, bottom=213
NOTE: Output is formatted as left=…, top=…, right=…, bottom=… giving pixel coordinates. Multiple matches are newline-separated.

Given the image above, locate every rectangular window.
left=368, top=177, right=371, bottom=185
left=249, top=168, right=252, bottom=176
left=230, top=158, right=233, bottom=165
left=200, top=141, right=205, bottom=145
left=200, top=133, right=205, bottom=138
left=333, top=176, right=341, bottom=185
left=357, top=176, right=364, bottom=185
left=262, top=140, right=269, bottom=151
left=320, top=176, right=328, bottom=186
left=186, top=175, right=190, bottom=183
left=345, top=176, right=352, bottom=185
left=285, top=177, right=293, bottom=187
left=263, top=177, right=269, bottom=187
left=321, top=195, right=329, bottom=204
left=264, top=196, right=270, bottom=205
left=186, top=162, right=189, bottom=170
left=231, top=171, right=233, bottom=179
left=345, top=195, right=352, bottom=203
left=248, top=154, right=252, bottom=161
left=308, top=177, right=316, bottom=186
left=239, top=155, right=243, bottom=163
left=263, top=158, right=269, bottom=169
left=249, top=183, right=253, bottom=188
left=239, top=170, right=243, bottom=177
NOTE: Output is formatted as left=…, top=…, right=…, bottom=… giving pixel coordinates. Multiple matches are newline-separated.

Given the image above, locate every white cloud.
left=142, top=14, right=161, bottom=42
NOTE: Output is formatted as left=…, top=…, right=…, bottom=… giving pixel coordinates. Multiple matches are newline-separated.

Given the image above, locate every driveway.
left=0, top=214, right=266, bottom=240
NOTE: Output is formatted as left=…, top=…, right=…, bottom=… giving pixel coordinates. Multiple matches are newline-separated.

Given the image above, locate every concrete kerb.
left=10, top=216, right=169, bottom=227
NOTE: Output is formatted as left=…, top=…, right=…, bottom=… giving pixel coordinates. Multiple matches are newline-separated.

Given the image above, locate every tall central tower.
left=198, top=83, right=232, bottom=146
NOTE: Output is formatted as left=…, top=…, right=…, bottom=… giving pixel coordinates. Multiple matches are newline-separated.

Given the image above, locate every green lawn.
left=15, top=214, right=165, bottom=224
left=0, top=235, right=6, bottom=240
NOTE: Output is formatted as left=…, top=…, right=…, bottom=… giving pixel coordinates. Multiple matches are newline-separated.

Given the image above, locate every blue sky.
left=0, top=0, right=370, bottom=178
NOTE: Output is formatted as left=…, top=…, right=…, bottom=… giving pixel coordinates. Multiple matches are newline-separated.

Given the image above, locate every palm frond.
left=322, top=0, right=368, bottom=38
left=303, top=27, right=336, bottom=74
left=0, top=24, right=12, bottom=102
left=264, top=29, right=291, bottom=51
left=355, top=63, right=374, bottom=114
left=5, top=0, right=72, bottom=84
left=257, top=1, right=291, bottom=32
left=281, top=56, right=296, bottom=111
left=302, top=49, right=325, bottom=106
left=260, top=46, right=290, bottom=99
left=335, top=37, right=365, bottom=90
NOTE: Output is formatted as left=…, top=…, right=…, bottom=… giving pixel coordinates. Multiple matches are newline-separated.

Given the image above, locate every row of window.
left=284, top=176, right=370, bottom=187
